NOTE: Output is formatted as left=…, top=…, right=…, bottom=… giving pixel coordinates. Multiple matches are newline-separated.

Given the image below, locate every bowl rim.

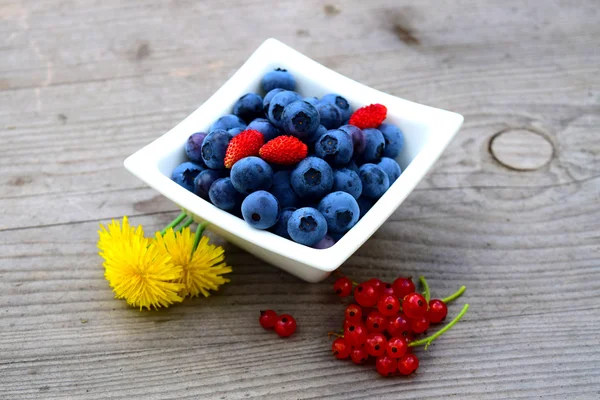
left=124, top=38, right=464, bottom=272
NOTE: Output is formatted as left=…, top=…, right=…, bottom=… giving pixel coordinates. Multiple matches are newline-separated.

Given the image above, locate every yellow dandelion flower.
left=98, top=216, right=145, bottom=257
left=155, top=227, right=232, bottom=298
left=101, top=229, right=184, bottom=310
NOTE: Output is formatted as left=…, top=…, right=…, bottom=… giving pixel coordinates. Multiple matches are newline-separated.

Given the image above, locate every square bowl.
left=124, top=38, right=463, bottom=283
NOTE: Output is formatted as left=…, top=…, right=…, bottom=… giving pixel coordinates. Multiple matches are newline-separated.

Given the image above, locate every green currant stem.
left=419, top=276, right=430, bottom=303
left=442, top=286, right=466, bottom=304
left=408, top=304, right=469, bottom=350
left=159, top=211, right=187, bottom=235
left=327, top=331, right=344, bottom=339
left=191, top=222, right=209, bottom=256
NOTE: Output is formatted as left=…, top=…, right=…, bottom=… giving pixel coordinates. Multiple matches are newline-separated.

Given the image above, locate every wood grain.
left=1, top=0, right=599, bottom=399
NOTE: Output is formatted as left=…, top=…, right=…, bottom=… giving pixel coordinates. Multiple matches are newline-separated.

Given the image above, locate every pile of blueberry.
left=171, top=68, right=405, bottom=248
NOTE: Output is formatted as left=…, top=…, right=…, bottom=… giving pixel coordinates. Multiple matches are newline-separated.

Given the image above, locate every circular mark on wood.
left=489, top=128, right=555, bottom=171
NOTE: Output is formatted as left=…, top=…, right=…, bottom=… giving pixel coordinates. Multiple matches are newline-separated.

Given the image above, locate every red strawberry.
left=348, top=104, right=387, bottom=129
left=259, top=136, right=308, bottom=165
left=224, top=129, right=264, bottom=168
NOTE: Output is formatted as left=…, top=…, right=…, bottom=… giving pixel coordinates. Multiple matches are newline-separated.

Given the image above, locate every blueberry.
left=230, top=156, right=273, bottom=194
left=345, top=160, right=359, bottom=174
left=378, top=157, right=402, bottom=184
left=263, top=88, right=285, bottom=113
left=378, top=123, right=404, bottom=158
left=313, top=235, right=336, bottom=249
left=304, top=97, right=320, bottom=106
left=287, top=207, right=327, bottom=246
left=185, top=132, right=208, bottom=165
left=228, top=127, right=244, bottom=137
left=315, top=129, right=354, bottom=166
left=267, top=91, right=302, bottom=128
left=171, top=161, right=205, bottom=192
left=306, top=124, right=327, bottom=146
left=290, top=157, right=334, bottom=200
left=361, top=128, right=386, bottom=163
left=270, top=185, right=300, bottom=209
left=201, top=129, right=232, bottom=169
left=333, top=168, right=363, bottom=199
left=268, top=207, right=294, bottom=239
left=320, top=94, right=352, bottom=122
left=339, top=124, right=366, bottom=156
left=356, top=196, right=375, bottom=218
left=194, top=169, right=226, bottom=200
left=261, top=68, right=296, bottom=92
left=230, top=202, right=244, bottom=219
left=272, top=170, right=293, bottom=188
left=359, top=164, right=390, bottom=199
left=241, top=190, right=280, bottom=229
left=270, top=171, right=299, bottom=208
left=209, top=114, right=246, bottom=133
left=233, top=93, right=264, bottom=123
left=281, top=100, right=320, bottom=140
left=316, top=103, right=342, bottom=130
left=208, top=178, right=240, bottom=211
left=318, top=191, right=360, bottom=233
left=247, top=118, right=280, bottom=141
left=297, top=198, right=320, bottom=209
left=328, top=232, right=345, bottom=241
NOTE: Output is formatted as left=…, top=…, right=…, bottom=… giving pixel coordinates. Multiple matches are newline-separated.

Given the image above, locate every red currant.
left=387, top=314, right=412, bottom=338
left=403, top=332, right=415, bottom=342
left=344, top=323, right=368, bottom=347
left=398, top=353, right=419, bottom=375
left=274, top=314, right=297, bottom=337
left=365, top=310, right=388, bottom=333
left=354, top=282, right=378, bottom=307
left=392, top=277, right=415, bottom=298
left=377, top=294, right=401, bottom=317
left=427, top=299, right=448, bottom=323
left=361, top=306, right=377, bottom=318
left=258, top=310, right=278, bottom=329
left=376, top=355, right=398, bottom=377
left=332, top=337, right=351, bottom=359
left=345, top=304, right=363, bottom=323
left=333, top=277, right=353, bottom=297
left=366, top=278, right=383, bottom=293
left=350, top=346, right=369, bottom=365
left=386, top=336, right=408, bottom=358
left=403, top=293, right=428, bottom=319
left=364, top=332, right=387, bottom=357
left=410, top=316, right=430, bottom=333
left=380, top=282, right=396, bottom=297
left=343, top=319, right=353, bottom=330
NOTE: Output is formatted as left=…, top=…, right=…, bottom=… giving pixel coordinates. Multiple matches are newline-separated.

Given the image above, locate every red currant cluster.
left=331, top=275, right=468, bottom=377
left=259, top=310, right=297, bottom=337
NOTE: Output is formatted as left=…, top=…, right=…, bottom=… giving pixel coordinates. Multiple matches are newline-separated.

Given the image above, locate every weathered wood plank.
left=0, top=0, right=599, bottom=398
left=1, top=206, right=599, bottom=399
left=1, top=0, right=599, bottom=230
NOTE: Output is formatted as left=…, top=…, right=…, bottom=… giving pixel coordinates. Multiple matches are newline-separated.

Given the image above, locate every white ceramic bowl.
left=124, top=38, right=463, bottom=283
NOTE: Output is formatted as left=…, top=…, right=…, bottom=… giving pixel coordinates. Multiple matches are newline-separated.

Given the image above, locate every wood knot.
left=323, top=4, right=341, bottom=16
left=9, top=176, right=33, bottom=186
left=489, top=128, right=555, bottom=171
left=135, top=42, right=151, bottom=61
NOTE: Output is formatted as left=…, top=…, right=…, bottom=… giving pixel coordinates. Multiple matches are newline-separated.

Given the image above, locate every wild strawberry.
left=348, top=104, right=387, bottom=129
left=224, top=129, right=264, bottom=168
left=259, top=136, right=308, bottom=165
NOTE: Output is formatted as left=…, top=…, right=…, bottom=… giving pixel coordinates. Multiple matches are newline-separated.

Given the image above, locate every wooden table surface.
left=1, top=0, right=599, bottom=398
